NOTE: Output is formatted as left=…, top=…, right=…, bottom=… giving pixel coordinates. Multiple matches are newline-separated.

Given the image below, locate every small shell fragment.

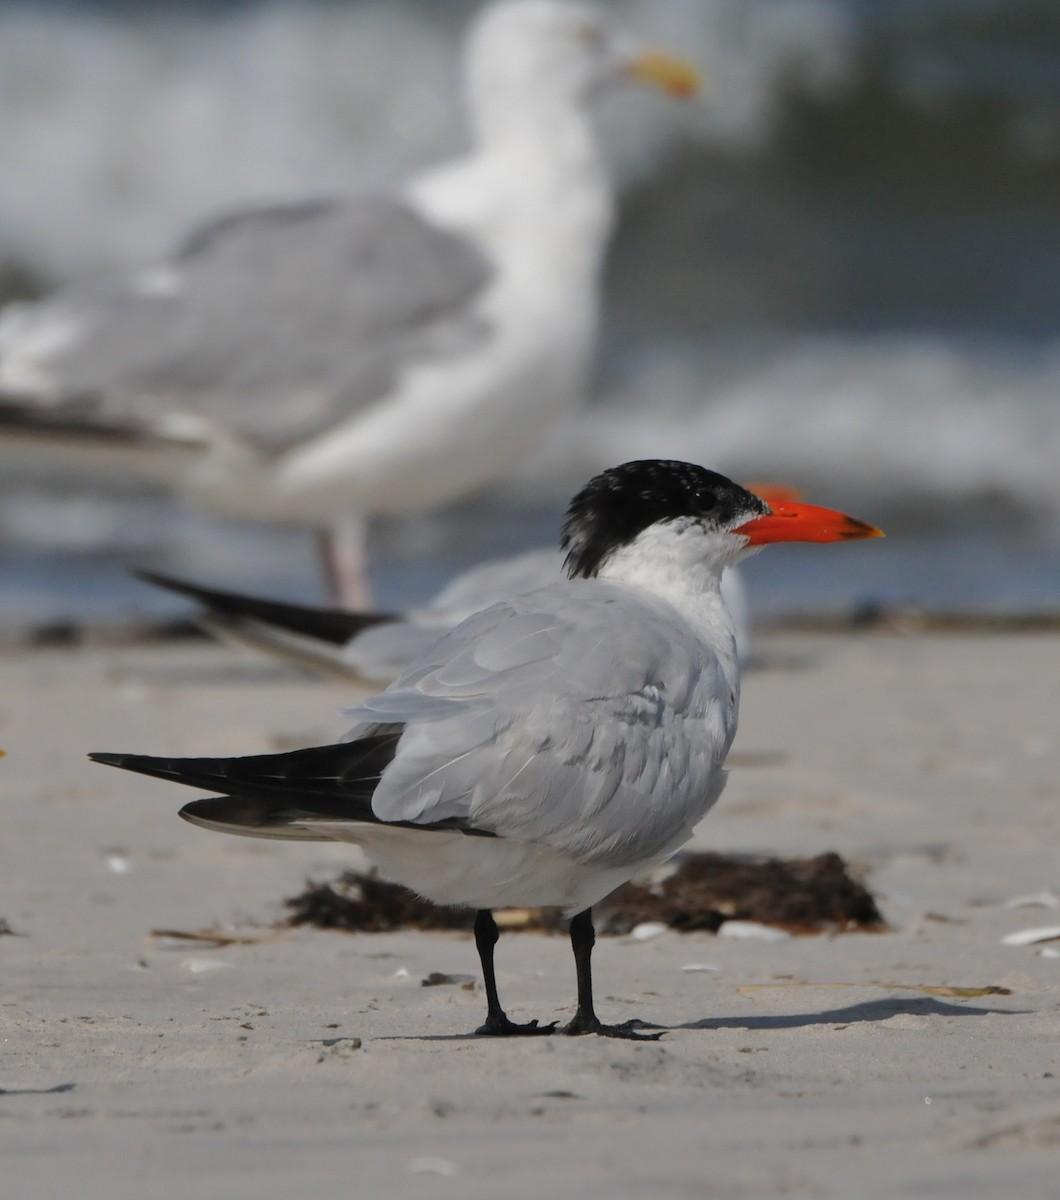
left=181, top=958, right=237, bottom=974
left=1004, top=890, right=1059, bottom=910
left=1001, top=926, right=1060, bottom=947
left=681, top=963, right=719, bottom=973
left=406, top=1157, right=458, bottom=1177
left=630, top=922, right=668, bottom=941
left=493, top=908, right=538, bottom=929
left=718, top=921, right=792, bottom=943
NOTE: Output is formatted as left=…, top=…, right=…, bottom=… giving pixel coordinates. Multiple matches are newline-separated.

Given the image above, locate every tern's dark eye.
left=698, top=492, right=717, bottom=511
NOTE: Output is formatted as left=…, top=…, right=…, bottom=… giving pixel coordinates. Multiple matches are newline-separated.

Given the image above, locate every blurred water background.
left=1, top=0, right=1059, bottom=626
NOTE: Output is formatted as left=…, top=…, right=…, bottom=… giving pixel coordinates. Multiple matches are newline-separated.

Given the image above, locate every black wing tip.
left=133, top=569, right=396, bottom=645
left=132, top=568, right=259, bottom=610
left=178, top=796, right=249, bottom=827
left=89, top=749, right=178, bottom=779
left=0, top=396, right=171, bottom=446
left=132, top=568, right=199, bottom=595
left=178, top=801, right=213, bottom=830
left=89, top=751, right=136, bottom=769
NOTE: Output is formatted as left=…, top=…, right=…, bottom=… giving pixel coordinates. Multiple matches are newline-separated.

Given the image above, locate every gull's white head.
left=463, top=1, right=700, bottom=144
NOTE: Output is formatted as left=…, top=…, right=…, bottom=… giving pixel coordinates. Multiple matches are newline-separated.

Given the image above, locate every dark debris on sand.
left=0, top=617, right=210, bottom=652
left=596, top=851, right=885, bottom=935
left=282, top=851, right=885, bottom=937
left=284, top=872, right=477, bottom=933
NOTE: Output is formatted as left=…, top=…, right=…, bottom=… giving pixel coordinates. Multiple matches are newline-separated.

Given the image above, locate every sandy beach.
left=2, top=630, right=1058, bottom=1198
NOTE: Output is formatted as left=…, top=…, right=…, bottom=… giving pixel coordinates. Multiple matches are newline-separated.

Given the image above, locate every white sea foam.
left=0, top=0, right=852, bottom=281
left=570, top=334, right=1060, bottom=524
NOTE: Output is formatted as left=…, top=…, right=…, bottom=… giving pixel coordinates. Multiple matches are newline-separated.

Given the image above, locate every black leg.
left=472, top=909, right=555, bottom=1037
left=562, top=908, right=663, bottom=1040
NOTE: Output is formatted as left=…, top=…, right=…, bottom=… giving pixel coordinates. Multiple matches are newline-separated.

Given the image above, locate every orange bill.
left=624, top=51, right=702, bottom=99
left=734, top=501, right=884, bottom=545
left=746, top=482, right=805, bottom=507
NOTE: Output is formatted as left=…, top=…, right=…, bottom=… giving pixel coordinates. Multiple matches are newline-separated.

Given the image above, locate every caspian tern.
left=0, top=1, right=699, bottom=605
left=92, top=460, right=882, bottom=1039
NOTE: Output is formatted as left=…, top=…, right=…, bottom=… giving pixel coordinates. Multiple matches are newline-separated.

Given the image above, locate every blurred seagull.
left=0, top=1, right=698, bottom=606
left=93, top=460, right=882, bottom=1039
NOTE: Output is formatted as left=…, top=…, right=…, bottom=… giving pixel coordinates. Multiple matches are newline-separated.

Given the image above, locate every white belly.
left=303, top=821, right=637, bottom=915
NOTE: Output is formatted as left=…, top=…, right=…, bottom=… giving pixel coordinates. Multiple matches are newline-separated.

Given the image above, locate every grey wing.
left=0, top=198, right=493, bottom=451
left=341, top=549, right=566, bottom=683
left=411, top=547, right=565, bottom=628
left=350, top=552, right=750, bottom=679
left=339, top=623, right=445, bottom=685
left=352, top=582, right=738, bottom=868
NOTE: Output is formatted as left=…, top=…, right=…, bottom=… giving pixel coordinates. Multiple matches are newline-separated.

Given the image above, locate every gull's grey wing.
left=348, top=581, right=739, bottom=869
left=0, top=197, right=493, bottom=451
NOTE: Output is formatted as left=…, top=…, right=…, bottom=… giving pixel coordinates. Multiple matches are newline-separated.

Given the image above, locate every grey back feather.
left=344, top=580, right=738, bottom=869
left=5, top=198, right=493, bottom=451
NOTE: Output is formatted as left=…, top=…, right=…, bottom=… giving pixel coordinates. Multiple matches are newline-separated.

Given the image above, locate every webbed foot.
left=561, top=1014, right=664, bottom=1041
left=475, top=1014, right=558, bottom=1037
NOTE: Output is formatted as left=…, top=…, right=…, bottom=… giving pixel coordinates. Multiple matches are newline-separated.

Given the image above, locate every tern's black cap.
left=561, top=460, right=767, bottom=579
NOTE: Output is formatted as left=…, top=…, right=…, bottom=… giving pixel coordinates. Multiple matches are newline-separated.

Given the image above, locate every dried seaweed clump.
left=283, top=850, right=883, bottom=936
left=595, top=851, right=885, bottom=935
left=284, top=872, right=477, bottom=933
